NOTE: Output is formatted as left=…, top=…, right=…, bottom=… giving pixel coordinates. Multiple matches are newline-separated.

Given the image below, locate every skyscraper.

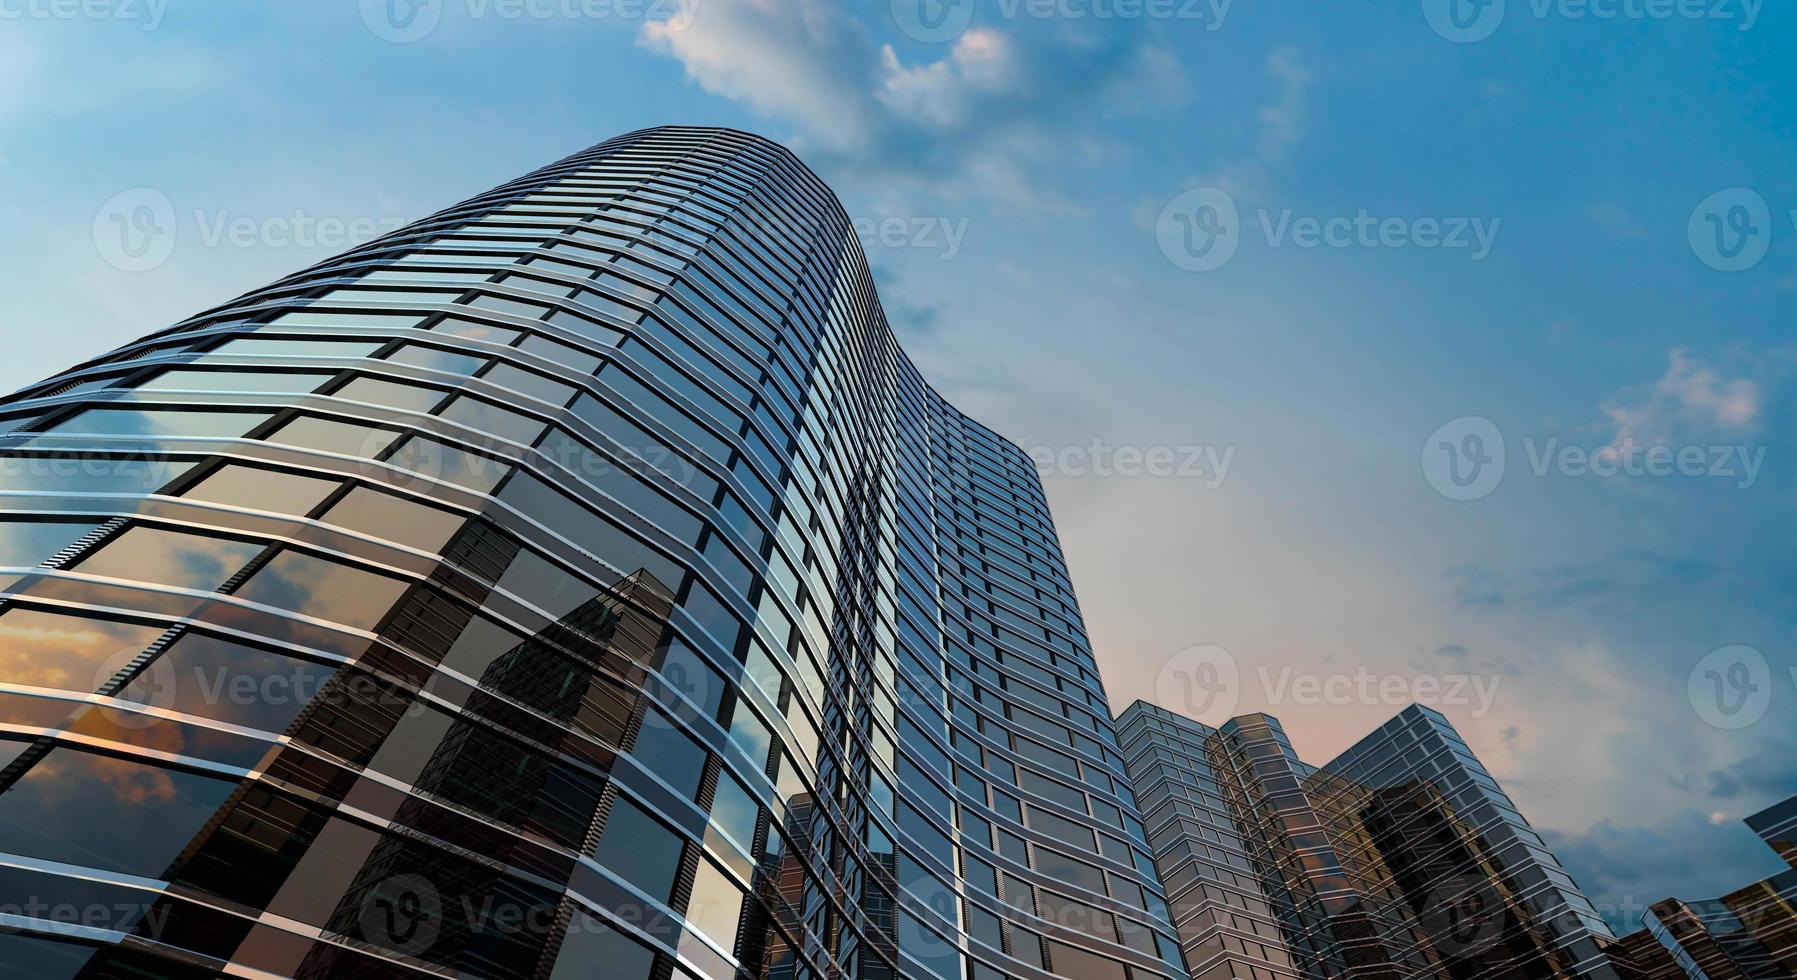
left=1610, top=795, right=1797, bottom=979
left=1118, top=701, right=1624, bottom=980
left=0, top=127, right=1186, bottom=980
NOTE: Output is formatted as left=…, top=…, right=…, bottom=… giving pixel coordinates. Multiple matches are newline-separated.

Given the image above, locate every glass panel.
left=482, top=362, right=575, bottom=407
left=432, top=317, right=522, bottom=345
left=684, top=860, right=744, bottom=952
left=437, top=395, right=547, bottom=446
left=0, top=746, right=236, bottom=878
left=232, top=549, right=410, bottom=631
left=331, top=376, right=448, bottom=413
left=386, top=437, right=510, bottom=494
left=206, top=337, right=385, bottom=359
left=180, top=464, right=340, bottom=516
left=519, top=333, right=602, bottom=374
left=138, top=369, right=336, bottom=394
left=548, top=914, right=658, bottom=980
left=72, top=526, right=263, bottom=592
left=592, top=796, right=687, bottom=903
left=265, top=416, right=401, bottom=457
left=121, top=632, right=337, bottom=732
left=0, top=608, right=163, bottom=692
left=263, top=310, right=425, bottom=329
left=0, top=520, right=99, bottom=567
left=44, top=409, right=271, bottom=440
left=385, top=344, right=486, bottom=376
left=321, top=486, right=466, bottom=553
left=629, top=710, right=708, bottom=801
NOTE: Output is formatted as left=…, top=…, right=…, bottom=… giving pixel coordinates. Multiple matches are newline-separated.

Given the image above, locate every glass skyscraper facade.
left=1119, top=701, right=1624, bottom=980
left=0, top=127, right=1186, bottom=980
left=1610, top=794, right=1797, bottom=979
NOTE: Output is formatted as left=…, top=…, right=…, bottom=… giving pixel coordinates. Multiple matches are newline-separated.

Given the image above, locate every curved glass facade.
left=0, top=127, right=1184, bottom=980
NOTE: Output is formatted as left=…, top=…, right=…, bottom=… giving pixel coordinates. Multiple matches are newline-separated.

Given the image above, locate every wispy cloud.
left=639, top=0, right=1182, bottom=206
left=1603, top=349, right=1761, bottom=453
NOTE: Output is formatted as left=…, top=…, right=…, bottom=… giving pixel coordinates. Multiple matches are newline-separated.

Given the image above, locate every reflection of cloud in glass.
left=0, top=746, right=234, bottom=879
left=0, top=519, right=99, bottom=568
left=234, top=550, right=409, bottom=631
left=44, top=409, right=271, bottom=440
left=0, top=608, right=162, bottom=692
left=73, top=527, right=263, bottom=592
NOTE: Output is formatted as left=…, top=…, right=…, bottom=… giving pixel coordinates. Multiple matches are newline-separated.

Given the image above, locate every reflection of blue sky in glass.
left=0, top=519, right=98, bottom=568
left=45, top=409, right=271, bottom=440
left=1, top=1, right=1791, bottom=928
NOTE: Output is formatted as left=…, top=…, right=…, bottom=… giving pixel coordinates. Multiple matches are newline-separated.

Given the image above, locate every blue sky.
left=2, top=0, right=1793, bottom=932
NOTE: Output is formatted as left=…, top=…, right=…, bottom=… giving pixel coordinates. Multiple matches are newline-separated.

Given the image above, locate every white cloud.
left=876, top=29, right=1022, bottom=129
left=1603, top=349, right=1760, bottom=452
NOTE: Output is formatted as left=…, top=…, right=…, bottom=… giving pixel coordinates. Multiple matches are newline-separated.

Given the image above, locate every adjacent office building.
left=1609, top=795, right=1797, bottom=979
left=0, top=128, right=1187, bottom=980
left=1119, top=701, right=1626, bottom=980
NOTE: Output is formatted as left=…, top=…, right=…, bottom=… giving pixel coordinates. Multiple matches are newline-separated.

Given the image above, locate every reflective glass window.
left=72, top=526, right=263, bottom=592
left=233, top=549, right=410, bottom=631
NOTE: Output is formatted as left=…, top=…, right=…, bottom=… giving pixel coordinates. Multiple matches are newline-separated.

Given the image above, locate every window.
left=386, top=437, right=511, bottom=494
left=180, top=464, right=340, bottom=516
left=437, top=394, right=547, bottom=445
left=265, top=416, right=400, bottom=457
left=684, top=859, right=744, bottom=953
left=629, top=709, right=709, bottom=801
left=138, top=369, right=335, bottom=394
left=233, top=549, right=410, bottom=631
left=0, top=746, right=236, bottom=878
left=0, top=608, right=162, bottom=691
left=321, top=486, right=466, bottom=553
left=73, top=526, right=263, bottom=592
left=45, top=409, right=271, bottom=440
left=0, top=519, right=99, bottom=568
left=206, top=337, right=385, bottom=359
left=385, top=344, right=486, bottom=376
left=592, top=796, right=687, bottom=903
left=548, top=914, right=657, bottom=980
left=120, top=632, right=336, bottom=733
left=331, top=376, right=448, bottom=413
